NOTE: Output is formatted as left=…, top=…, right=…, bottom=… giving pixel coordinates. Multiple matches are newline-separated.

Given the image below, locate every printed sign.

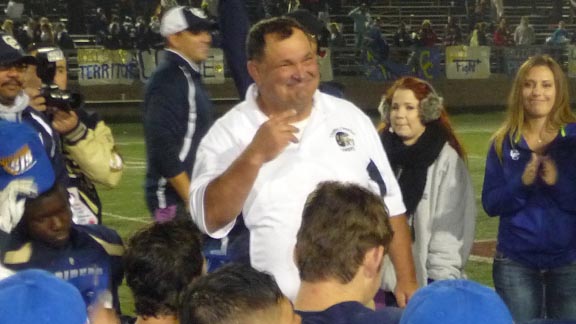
left=78, top=48, right=226, bottom=85
left=445, top=46, right=491, bottom=79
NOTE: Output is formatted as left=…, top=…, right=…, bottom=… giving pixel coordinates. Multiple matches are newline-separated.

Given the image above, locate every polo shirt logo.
left=332, top=128, right=356, bottom=151
left=0, top=144, right=36, bottom=175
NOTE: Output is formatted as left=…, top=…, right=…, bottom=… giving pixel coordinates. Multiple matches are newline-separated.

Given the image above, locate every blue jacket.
left=482, top=124, right=576, bottom=269
left=1, top=224, right=124, bottom=312
left=143, top=50, right=214, bottom=211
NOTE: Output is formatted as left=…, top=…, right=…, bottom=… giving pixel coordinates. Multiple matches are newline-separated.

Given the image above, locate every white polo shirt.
left=190, top=84, right=405, bottom=300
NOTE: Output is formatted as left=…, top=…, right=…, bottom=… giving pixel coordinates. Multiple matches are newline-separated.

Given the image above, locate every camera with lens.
left=35, top=47, right=83, bottom=111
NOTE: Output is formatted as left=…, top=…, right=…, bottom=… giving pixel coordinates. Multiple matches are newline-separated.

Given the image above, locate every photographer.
left=23, top=43, right=123, bottom=225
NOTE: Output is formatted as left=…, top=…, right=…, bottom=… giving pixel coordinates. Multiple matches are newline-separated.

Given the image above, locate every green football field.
left=100, top=111, right=504, bottom=314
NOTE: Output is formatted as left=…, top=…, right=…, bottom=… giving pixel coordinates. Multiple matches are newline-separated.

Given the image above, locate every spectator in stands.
left=328, top=22, right=345, bottom=47
left=493, top=17, right=512, bottom=46
left=22, top=17, right=41, bottom=48
left=393, top=21, right=413, bottom=48
left=1, top=19, right=14, bottom=36
left=121, top=16, right=136, bottom=49
left=364, top=18, right=390, bottom=63
left=348, top=3, right=371, bottom=51
left=482, top=55, right=576, bottom=322
left=124, top=219, right=205, bottom=324
left=24, top=44, right=124, bottom=225
left=491, top=0, right=504, bottom=21
left=468, top=0, right=488, bottom=33
left=144, top=6, right=215, bottom=221
left=294, top=181, right=403, bottom=324
left=399, top=279, right=513, bottom=324
left=469, top=22, right=488, bottom=46
left=148, top=15, right=163, bottom=48
left=261, top=0, right=287, bottom=18
left=89, top=7, right=109, bottom=46
left=377, top=77, right=476, bottom=306
left=53, top=22, right=75, bottom=49
left=443, top=15, right=463, bottom=46
left=1, top=182, right=124, bottom=314
left=180, top=263, right=302, bottom=324
left=134, top=16, right=150, bottom=50
left=107, top=14, right=122, bottom=49
left=513, top=16, right=535, bottom=46
left=39, top=21, right=54, bottom=43
left=416, top=19, right=438, bottom=47
left=547, top=20, right=570, bottom=46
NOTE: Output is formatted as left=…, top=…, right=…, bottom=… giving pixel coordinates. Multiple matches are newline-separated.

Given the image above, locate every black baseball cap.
left=0, top=34, right=36, bottom=66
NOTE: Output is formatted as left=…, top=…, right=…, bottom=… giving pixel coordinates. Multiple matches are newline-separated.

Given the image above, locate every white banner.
left=445, top=46, right=491, bottom=79
left=77, top=49, right=138, bottom=86
left=78, top=48, right=226, bottom=86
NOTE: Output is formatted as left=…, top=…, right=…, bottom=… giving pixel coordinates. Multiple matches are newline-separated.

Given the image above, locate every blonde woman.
left=482, top=55, right=576, bottom=322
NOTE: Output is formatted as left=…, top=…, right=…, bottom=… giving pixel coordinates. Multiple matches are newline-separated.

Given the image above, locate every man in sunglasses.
left=0, top=33, right=68, bottom=187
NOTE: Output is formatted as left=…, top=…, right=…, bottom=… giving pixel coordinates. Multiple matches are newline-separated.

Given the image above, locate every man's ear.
left=166, top=33, right=178, bottom=48
left=247, top=60, right=261, bottom=84
left=363, top=246, right=385, bottom=279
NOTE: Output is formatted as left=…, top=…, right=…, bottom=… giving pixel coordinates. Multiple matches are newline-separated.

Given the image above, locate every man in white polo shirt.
left=189, top=17, right=417, bottom=304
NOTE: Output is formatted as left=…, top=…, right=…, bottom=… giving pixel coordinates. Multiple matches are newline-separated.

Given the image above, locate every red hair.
left=380, top=77, right=467, bottom=160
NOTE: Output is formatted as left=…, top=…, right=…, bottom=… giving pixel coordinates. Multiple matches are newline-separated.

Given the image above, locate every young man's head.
left=124, top=219, right=204, bottom=321
left=160, top=6, right=214, bottom=64
left=21, top=183, right=72, bottom=248
left=24, top=44, right=68, bottom=90
left=295, top=181, right=394, bottom=301
left=180, top=263, right=301, bottom=324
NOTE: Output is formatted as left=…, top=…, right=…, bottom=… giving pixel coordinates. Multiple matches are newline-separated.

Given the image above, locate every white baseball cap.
left=160, top=6, right=216, bottom=37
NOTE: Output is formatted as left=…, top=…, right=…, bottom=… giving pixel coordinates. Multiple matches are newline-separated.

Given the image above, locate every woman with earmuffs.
left=375, top=76, right=477, bottom=307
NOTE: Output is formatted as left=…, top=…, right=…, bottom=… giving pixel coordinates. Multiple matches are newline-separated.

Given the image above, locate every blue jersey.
left=1, top=224, right=124, bottom=312
left=297, top=301, right=403, bottom=324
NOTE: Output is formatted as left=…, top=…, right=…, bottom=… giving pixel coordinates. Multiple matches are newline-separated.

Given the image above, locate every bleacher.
left=2, top=0, right=576, bottom=79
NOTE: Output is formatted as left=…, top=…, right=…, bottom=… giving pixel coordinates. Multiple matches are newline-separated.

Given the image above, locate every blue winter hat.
left=0, top=269, right=87, bottom=324
left=0, top=120, right=55, bottom=194
left=400, top=279, right=513, bottom=324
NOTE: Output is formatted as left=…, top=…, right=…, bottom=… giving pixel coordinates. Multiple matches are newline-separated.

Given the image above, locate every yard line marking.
left=125, top=161, right=146, bottom=166
left=116, top=141, right=145, bottom=145
left=468, top=255, right=494, bottom=264
left=103, top=212, right=151, bottom=224
left=124, top=165, right=146, bottom=170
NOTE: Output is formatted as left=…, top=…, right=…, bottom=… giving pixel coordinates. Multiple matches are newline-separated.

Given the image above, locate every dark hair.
left=246, top=16, right=308, bottom=61
left=295, top=181, right=394, bottom=284
left=124, top=219, right=204, bottom=317
left=23, top=183, right=68, bottom=216
left=180, top=263, right=285, bottom=324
